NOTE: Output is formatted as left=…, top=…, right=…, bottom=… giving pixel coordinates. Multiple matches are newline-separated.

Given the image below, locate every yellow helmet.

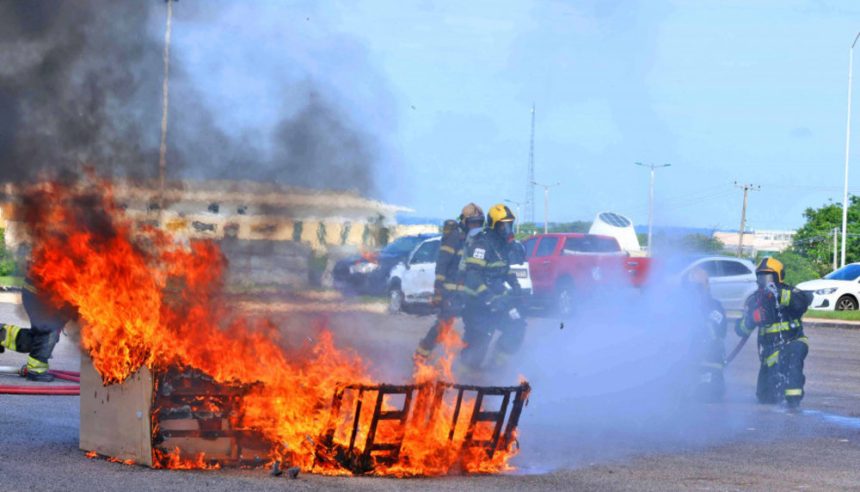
left=756, top=257, right=784, bottom=283
left=487, top=204, right=515, bottom=229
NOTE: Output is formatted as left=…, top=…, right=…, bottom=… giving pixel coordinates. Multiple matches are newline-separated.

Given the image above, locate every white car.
left=387, top=236, right=532, bottom=313
left=796, top=263, right=860, bottom=311
left=661, top=255, right=758, bottom=312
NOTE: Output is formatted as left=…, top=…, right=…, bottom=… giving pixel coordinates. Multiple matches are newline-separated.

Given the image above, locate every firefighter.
left=459, top=204, right=526, bottom=371
left=414, top=204, right=484, bottom=362
left=684, top=267, right=727, bottom=402
left=736, top=257, right=812, bottom=408
left=0, top=278, right=70, bottom=382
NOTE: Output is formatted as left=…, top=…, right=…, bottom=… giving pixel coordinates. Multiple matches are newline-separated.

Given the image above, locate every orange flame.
left=20, top=177, right=521, bottom=476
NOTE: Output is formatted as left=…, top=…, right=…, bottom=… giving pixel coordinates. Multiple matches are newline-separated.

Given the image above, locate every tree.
left=515, top=221, right=591, bottom=240
left=792, top=196, right=860, bottom=275
left=755, top=250, right=819, bottom=285
left=677, top=233, right=724, bottom=253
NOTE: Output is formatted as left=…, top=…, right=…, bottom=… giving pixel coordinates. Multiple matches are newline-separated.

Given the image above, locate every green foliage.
left=755, top=250, right=820, bottom=286
left=792, top=196, right=859, bottom=276
left=515, top=221, right=590, bottom=240
left=649, top=231, right=723, bottom=253
left=677, top=233, right=724, bottom=253
left=805, top=310, right=860, bottom=321
left=0, top=229, right=16, bottom=277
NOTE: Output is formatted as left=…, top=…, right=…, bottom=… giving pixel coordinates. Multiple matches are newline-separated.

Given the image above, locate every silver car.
left=387, top=236, right=532, bottom=313
left=663, top=256, right=758, bottom=312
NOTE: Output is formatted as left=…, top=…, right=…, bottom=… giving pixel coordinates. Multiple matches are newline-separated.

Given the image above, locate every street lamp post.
left=503, top=199, right=522, bottom=235
left=635, top=162, right=671, bottom=254
left=842, top=31, right=860, bottom=268
left=531, top=181, right=560, bottom=234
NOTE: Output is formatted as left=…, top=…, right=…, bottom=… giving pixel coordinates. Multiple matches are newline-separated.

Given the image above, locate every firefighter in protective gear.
left=736, top=257, right=811, bottom=407
left=0, top=278, right=71, bottom=382
left=685, top=268, right=727, bottom=402
left=414, top=204, right=484, bottom=361
left=459, top=204, right=526, bottom=371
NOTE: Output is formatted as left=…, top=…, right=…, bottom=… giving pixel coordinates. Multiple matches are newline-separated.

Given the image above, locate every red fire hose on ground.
left=0, top=366, right=81, bottom=395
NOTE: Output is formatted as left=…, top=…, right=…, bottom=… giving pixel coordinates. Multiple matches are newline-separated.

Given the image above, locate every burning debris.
left=17, top=176, right=529, bottom=476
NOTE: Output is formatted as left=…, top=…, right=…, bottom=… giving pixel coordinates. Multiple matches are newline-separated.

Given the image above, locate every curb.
left=803, top=318, right=860, bottom=330
left=0, top=292, right=21, bottom=305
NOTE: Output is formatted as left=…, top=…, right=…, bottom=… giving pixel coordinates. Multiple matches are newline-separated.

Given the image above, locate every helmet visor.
left=495, top=221, right=514, bottom=241
left=756, top=272, right=777, bottom=290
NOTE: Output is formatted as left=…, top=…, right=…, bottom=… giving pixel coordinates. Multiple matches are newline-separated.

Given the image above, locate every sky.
left=168, top=0, right=860, bottom=231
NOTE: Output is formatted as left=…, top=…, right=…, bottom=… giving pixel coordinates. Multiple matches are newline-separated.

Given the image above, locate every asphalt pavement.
left=1, top=301, right=860, bottom=491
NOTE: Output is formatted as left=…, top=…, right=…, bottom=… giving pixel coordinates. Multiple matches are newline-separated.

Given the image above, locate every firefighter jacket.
left=461, top=230, right=521, bottom=306
left=435, top=228, right=465, bottom=298
left=736, top=284, right=811, bottom=355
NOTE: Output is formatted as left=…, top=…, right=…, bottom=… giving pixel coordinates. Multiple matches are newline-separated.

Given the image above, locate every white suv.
left=388, top=236, right=532, bottom=313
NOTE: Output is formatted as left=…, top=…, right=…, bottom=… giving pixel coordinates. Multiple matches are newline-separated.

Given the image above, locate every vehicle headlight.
left=815, top=287, right=838, bottom=295
left=350, top=262, right=380, bottom=274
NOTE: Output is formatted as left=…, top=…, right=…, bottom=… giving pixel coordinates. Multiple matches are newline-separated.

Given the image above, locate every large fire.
left=19, top=177, right=525, bottom=476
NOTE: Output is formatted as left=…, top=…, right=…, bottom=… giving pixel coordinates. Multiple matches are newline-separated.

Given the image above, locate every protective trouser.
left=694, top=339, right=726, bottom=402
left=416, top=293, right=462, bottom=357
left=460, top=304, right=526, bottom=370
left=756, top=337, right=808, bottom=405
left=0, top=323, right=58, bottom=375
left=15, top=287, right=68, bottom=375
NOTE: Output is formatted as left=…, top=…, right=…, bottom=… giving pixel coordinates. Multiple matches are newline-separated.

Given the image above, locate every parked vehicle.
left=387, top=236, right=532, bottom=313
left=797, top=263, right=860, bottom=311
left=653, top=255, right=759, bottom=312
left=332, top=234, right=438, bottom=295
left=523, top=233, right=650, bottom=315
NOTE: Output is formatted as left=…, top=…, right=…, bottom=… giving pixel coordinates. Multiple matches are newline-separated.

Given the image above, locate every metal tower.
left=525, top=103, right=536, bottom=223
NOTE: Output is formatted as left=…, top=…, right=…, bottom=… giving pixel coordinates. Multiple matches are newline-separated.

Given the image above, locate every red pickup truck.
left=523, top=233, right=651, bottom=314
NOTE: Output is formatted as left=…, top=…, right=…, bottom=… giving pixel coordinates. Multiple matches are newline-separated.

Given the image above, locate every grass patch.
left=0, top=276, right=23, bottom=288
left=805, top=310, right=860, bottom=321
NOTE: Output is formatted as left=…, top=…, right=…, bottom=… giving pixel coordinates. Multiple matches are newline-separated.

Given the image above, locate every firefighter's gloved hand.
left=751, top=307, right=769, bottom=326
left=440, top=295, right=464, bottom=317
left=431, top=291, right=442, bottom=307
left=487, top=294, right=509, bottom=313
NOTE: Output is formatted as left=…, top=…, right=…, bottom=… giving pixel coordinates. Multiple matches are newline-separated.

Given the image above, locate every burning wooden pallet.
left=80, top=354, right=530, bottom=474
left=313, top=381, right=530, bottom=474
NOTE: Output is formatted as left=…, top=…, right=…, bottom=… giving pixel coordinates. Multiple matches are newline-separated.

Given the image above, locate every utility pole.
left=734, top=182, right=760, bottom=257
left=842, top=32, right=860, bottom=268
left=834, top=227, right=839, bottom=271
left=531, top=181, right=559, bottom=234
left=525, top=104, right=536, bottom=224
left=635, top=162, right=671, bottom=254
left=158, top=0, right=175, bottom=217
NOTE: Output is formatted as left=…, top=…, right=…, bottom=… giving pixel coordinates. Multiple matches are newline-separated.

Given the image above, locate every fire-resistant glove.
left=487, top=294, right=509, bottom=313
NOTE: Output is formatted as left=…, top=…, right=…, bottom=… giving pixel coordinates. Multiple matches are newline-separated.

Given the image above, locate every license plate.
left=513, top=269, right=527, bottom=279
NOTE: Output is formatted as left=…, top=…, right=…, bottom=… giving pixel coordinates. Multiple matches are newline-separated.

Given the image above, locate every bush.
left=755, top=250, right=819, bottom=286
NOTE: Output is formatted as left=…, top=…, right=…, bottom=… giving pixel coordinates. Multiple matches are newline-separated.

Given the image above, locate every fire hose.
left=0, top=365, right=80, bottom=395
left=723, top=332, right=751, bottom=367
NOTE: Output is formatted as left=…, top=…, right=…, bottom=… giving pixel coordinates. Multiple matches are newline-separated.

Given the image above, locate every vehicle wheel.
left=836, top=294, right=858, bottom=311
left=555, top=279, right=575, bottom=317
left=388, top=284, right=404, bottom=313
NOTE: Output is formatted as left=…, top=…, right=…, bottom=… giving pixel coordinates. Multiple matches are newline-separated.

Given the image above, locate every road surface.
left=1, top=302, right=859, bottom=491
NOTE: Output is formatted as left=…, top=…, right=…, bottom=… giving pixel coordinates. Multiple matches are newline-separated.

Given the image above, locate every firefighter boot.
left=21, top=356, right=54, bottom=382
